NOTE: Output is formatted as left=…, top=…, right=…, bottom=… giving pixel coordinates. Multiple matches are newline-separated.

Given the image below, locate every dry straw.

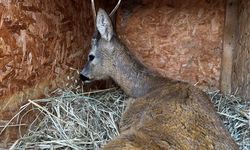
left=208, top=91, right=250, bottom=150
left=1, top=88, right=249, bottom=149
left=5, top=88, right=127, bottom=150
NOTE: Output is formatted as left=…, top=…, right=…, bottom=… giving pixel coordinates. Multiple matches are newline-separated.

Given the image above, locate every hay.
left=6, top=88, right=127, bottom=150
left=208, top=91, right=250, bottom=150
left=1, top=88, right=249, bottom=149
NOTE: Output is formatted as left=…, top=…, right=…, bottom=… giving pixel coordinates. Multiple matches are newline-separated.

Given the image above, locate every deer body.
left=80, top=8, right=238, bottom=150
left=104, top=83, right=237, bottom=149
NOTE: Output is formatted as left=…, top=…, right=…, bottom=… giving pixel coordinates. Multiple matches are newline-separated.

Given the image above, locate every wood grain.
left=220, top=0, right=239, bottom=94
left=232, top=0, right=250, bottom=100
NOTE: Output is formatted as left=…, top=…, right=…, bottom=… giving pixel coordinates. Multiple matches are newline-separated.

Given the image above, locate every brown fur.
left=80, top=9, right=238, bottom=150
left=104, top=83, right=238, bottom=149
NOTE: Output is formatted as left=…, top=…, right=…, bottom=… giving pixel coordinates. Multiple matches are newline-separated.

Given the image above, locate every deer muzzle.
left=79, top=73, right=90, bottom=81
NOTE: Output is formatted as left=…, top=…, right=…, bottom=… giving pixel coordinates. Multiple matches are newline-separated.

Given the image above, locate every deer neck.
left=110, top=44, right=166, bottom=98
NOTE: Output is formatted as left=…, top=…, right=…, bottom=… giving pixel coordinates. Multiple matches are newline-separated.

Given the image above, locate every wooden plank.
left=220, top=0, right=239, bottom=94
left=232, top=0, right=250, bottom=100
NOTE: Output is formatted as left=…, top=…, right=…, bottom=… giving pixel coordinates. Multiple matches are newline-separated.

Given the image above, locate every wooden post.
left=231, top=0, right=250, bottom=100
left=220, top=0, right=239, bottom=95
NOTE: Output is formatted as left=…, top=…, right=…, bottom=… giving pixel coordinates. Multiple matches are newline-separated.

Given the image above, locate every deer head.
left=80, top=0, right=165, bottom=97
left=80, top=0, right=121, bottom=83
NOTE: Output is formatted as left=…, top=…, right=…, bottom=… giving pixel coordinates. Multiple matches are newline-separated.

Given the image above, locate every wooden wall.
left=0, top=0, right=93, bottom=145
left=117, top=0, right=225, bottom=90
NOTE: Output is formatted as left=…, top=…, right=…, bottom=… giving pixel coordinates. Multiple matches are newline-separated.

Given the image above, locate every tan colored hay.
left=3, top=88, right=127, bottom=149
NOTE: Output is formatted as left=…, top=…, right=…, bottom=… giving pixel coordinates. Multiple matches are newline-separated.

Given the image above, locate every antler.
left=109, top=0, right=121, bottom=17
left=91, top=0, right=97, bottom=27
left=91, top=0, right=121, bottom=27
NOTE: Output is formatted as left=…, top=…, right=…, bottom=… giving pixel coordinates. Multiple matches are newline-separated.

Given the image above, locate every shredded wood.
left=1, top=89, right=249, bottom=150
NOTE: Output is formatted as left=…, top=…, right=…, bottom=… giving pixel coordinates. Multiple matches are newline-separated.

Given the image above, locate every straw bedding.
left=1, top=88, right=249, bottom=150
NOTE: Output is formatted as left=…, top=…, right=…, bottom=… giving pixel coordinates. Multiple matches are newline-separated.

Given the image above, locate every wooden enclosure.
left=0, top=0, right=249, bottom=147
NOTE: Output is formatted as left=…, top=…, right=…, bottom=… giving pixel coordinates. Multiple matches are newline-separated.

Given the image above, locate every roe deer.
left=80, top=1, right=238, bottom=149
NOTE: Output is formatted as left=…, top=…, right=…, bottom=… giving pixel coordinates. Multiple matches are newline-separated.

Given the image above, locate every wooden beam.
left=220, top=0, right=239, bottom=94
left=232, top=0, right=250, bottom=100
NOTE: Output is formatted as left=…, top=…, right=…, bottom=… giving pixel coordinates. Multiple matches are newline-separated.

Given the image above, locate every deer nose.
left=79, top=73, right=90, bottom=81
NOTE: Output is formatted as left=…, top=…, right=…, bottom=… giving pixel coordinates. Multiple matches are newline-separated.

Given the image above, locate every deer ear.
left=96, top=9, right=113, bottom=41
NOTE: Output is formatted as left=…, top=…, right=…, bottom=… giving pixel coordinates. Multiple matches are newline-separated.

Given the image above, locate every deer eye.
left=89, top=54, right=95, bottom=61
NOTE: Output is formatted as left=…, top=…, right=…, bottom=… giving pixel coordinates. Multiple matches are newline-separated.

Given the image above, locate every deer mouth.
left=79, top=74, right=92, bottom=83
